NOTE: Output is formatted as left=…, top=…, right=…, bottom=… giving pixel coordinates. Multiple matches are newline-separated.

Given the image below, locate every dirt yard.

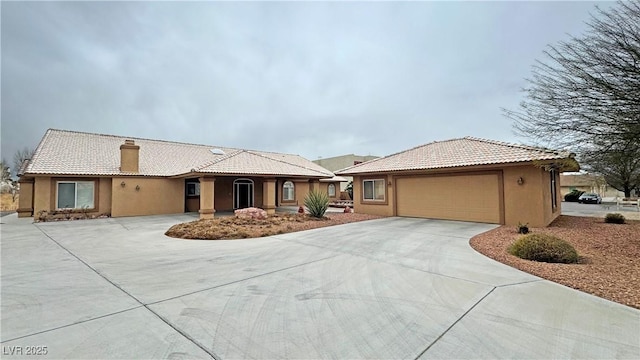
left=471, top=215, right=640, bottom=309
left=0, top=193, right=18, bottom=212
left=166, top=212, right=382, bottom=240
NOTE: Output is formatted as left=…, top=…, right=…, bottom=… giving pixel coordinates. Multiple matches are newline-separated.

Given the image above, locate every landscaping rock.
left=234, top=207, right=268, bottom=220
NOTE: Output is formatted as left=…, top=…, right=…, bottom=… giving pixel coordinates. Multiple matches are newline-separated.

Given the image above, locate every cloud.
left=1, top=1, right=610, bottom=167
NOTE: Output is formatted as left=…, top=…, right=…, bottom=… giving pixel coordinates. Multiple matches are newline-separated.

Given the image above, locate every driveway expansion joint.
left=33, top=224, right=219, bottom=359
left=413, top=287, right=497, bottom=360
left=495, top=279, right=543, bottom=288
left=0, top=306, right=143, bottom=343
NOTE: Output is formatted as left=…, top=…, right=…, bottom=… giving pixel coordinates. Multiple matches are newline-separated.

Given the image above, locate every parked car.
left=578, top=193, right=602, bottom=204
left=564, top=190, right=585, bottom=202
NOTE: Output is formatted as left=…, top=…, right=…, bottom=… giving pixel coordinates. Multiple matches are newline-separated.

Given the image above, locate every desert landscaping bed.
left=166, top=212, right=382, bottom=240
left=470, top=215, right=640, bottom=309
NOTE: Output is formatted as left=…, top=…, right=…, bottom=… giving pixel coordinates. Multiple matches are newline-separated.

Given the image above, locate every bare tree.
left=504, top=1, right=640, bottom=197
left=13, top=147, right=35, bottom=179
left=0, top=159, right=10, bottom=182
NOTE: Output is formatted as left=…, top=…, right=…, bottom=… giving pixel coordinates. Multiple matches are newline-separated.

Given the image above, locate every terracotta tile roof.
left=24, top=129, right=334, bottom=178
left=336, top=137, right=575, bottom=175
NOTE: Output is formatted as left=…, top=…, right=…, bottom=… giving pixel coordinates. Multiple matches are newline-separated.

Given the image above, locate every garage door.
left=396, top=174, right=502, bottom=224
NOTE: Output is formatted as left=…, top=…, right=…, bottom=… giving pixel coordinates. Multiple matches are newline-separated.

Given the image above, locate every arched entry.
left=233, top=179, right=254, bottom=209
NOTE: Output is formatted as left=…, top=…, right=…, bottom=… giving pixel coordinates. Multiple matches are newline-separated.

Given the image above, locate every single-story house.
left=559, top=173, right=623, bottom=198
left=336, top=137, right=579, bottom=227
left=17, top=129, right=343, bottom=219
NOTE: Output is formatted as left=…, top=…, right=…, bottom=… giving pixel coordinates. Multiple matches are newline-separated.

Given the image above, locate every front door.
left=233, top=179, right=254, bottom=209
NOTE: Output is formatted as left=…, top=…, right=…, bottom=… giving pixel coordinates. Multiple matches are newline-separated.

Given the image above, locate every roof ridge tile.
left=247, top=151, right=333, bottom=177
left=193, top=149, right=245, bottom=172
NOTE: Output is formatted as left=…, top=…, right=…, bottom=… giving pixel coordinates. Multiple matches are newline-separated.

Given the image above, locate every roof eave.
left=337, top=158, right=580, bottom=175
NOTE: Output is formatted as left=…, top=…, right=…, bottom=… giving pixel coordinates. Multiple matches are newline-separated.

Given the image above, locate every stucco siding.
left=352, top=175, right=395, bottom=216
left=111, top=177, right=184, bottom=217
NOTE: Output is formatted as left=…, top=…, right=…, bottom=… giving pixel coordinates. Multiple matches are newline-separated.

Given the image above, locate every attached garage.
left=336, top=137, right=580, bottom=227
left=395, top=173, right=502, bottom=224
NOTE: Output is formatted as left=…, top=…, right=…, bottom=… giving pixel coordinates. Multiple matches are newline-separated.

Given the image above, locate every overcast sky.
left=1, top=1, right=613, bottom=169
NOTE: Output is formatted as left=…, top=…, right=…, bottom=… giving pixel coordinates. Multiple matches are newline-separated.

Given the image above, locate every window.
left=363, top=179, right=385, bottom=201
left=328, top=183, right=336, bottom=197
left=57, top=181, right=95, bottom=209
left=550, top=169, right=558, bottom=211
left=186, top=182, right=200, bottom=197
left=283, top=181, right=295, bottom=201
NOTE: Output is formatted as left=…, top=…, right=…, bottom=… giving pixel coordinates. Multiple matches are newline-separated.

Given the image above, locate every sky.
left=1, top=1, right=614, bottom=172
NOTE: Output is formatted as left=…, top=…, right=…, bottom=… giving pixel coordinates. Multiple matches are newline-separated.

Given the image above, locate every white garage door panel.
left=396, top=174, right=501, bottom=224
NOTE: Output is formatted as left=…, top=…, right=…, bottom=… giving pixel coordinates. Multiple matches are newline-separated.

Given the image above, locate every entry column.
left=199, top=176, right=216, bottom=219
left=262, top=178, right=276, bottom=215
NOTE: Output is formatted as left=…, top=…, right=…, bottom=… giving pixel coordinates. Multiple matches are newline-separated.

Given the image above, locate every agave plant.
left=304, top=190, right=329, bottom=218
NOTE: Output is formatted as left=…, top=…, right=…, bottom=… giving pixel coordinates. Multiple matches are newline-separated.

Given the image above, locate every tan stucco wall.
left=503, top=166, right=554, bottom=227
left=99, top=178, right=112, bottom=215
left=279, top=179, right=311, bottom=206
left=32, top=176, right=111, bottom=216
left=351, top=165, right=562, bottom=227
left=294, top=180, right=310, bottom=206
left=111, top=177, right=184, bottom=217
left=119, top=142, right=139, bottom=173
left=33, top=176, right=52, bottom=216
left=352, top=175, right=395, bottom=216
left=317, top=182, right=340, bottom=200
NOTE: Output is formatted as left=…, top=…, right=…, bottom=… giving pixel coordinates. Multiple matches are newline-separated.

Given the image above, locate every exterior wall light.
left=135, top=185, right=141, bottom=191
left=517, top=177, right=525, bottom=185
left=120, top=181, right=126, bottom=187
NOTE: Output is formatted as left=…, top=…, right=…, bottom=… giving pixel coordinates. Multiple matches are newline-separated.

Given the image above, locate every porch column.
left=17, top=178, right=34, bottom=218
left=199, top=177, right=215, bottom=219
left=263, top=178, right=276, bottom=214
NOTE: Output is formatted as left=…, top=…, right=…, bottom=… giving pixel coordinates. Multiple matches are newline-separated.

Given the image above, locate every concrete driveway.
left=1, top=214, right=638, bottom=359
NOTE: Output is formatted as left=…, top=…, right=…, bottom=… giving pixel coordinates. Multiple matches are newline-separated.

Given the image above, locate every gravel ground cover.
left=470, top=215, right=640, bottom=309
left=166, top=212, right=382, bottom=240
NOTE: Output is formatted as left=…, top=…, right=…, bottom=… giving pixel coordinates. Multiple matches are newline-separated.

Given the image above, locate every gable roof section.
left=25, top=129, right=333, bottom=178
left=336, top=137, right=575, bottom=175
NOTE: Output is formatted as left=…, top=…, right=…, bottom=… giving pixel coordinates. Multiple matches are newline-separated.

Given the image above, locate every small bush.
left=304, top=190, right=329, bottom=218
left=508, top=234, right=578, bottom=264
left=516, top=222, right=529, bottom=234
left=605, top=213, right=625, bottom=224
left=564, top=190, right=584, bottom=202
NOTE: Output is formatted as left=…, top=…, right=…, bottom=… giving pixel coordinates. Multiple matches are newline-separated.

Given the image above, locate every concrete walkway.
left=1, top=214, right=638, bottom=359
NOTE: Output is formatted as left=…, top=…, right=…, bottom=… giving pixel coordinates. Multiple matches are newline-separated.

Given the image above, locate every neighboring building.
left=313, top=154, right=378, bottom=190
left=337, top=137, right=579, bottom=228
left=560, top=173, right=623, bottom=198
left=17, top=129, right=342, bottom=219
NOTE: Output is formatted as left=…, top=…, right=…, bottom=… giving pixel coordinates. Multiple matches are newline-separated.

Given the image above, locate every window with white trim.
left=57, top=181, right=95, bottom=209
left=283, top=181, right=295, bottom=201
left=363, top=179, right=385, bottom=201
left=328, top=183, right=336, bottom=197
left=186, top=182, right=200, bottom=197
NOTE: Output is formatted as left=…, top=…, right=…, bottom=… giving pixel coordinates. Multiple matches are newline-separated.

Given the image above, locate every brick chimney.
left=120, top=139, right=140, bottom=173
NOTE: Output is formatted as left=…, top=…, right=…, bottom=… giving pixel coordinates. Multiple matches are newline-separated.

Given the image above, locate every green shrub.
left=604, top=213, right=625, bottom=224
left=564, top=190, right=584, bottom=202
left=304, top=190, right=329, bottom=218
left=508, top=234, right=578, bottom=264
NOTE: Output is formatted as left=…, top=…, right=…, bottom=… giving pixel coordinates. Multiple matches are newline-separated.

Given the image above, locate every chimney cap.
left=124, top=139, right=135, bottom=145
